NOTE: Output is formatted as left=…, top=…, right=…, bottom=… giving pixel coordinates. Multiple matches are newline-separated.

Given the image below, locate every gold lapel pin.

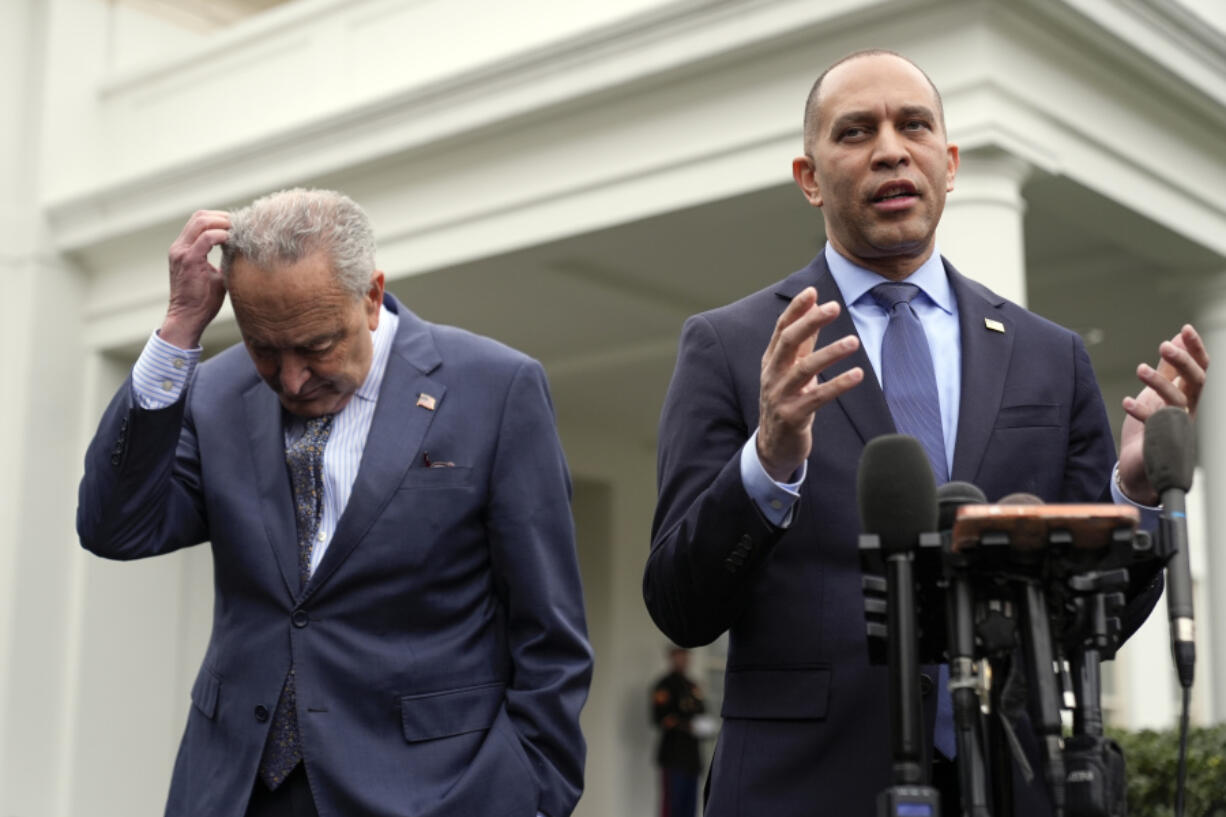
left=416, top=393, right=437, bottom=411
left=985, top=318, right=1006, bottom=334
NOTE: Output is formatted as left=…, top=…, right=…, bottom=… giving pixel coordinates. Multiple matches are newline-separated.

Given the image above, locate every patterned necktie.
left=870, top=283, right=957, bottom=759
left=871, top=283, right=948, bottom=483
left=258, top=414, right=334, bottom=790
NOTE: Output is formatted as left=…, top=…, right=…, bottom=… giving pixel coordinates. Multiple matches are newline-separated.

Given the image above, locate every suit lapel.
left=778, top=255, right=895, bottom=446
left=242, top=380, right=300, bottom=599
left=304, top=298, right=444, bottom=597
left=947, top=261, right=1014, bottom=483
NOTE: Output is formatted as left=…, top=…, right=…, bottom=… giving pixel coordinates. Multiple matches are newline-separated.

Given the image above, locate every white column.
left=0, top=1, right=107, bottom=814
left=1196, top=280, right=1226, bottom=722
left=937, top=147, right=1032, bottom=306
left=0, top=0, right=49, bottom=810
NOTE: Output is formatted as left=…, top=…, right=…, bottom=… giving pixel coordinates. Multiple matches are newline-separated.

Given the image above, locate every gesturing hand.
left=1117, top=324, right=1209, bottom=505
left=756, top=287, right=864, bottom=482
left=161, top=210, right=232, bottom=349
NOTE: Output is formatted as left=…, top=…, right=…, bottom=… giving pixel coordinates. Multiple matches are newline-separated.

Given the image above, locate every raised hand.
left=756, top=287, right=864, bottom=481
left=1117, top=324, right=1209, bottom=504
left=161, top=210, right=231, bottom=349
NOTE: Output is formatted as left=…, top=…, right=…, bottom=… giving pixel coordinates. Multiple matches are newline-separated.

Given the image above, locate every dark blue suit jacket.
left=644, top=254, right=1161, bottom=816
left=78, top=295, right=592, bottom=817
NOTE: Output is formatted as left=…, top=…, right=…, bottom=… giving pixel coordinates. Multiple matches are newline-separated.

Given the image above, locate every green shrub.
left=1106, top=723, right=1226, bottom=817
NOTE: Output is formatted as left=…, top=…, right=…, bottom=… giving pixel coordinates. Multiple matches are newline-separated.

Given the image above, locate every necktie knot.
left=287, top=415, right=334, bottom=468
left=870, top=282, right=921, bottom=312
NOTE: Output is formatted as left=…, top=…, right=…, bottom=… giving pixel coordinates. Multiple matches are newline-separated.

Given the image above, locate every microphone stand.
left=1018, top=577, right=1067, bottom=817
left=944, top=546, right=991, bottom=817
left=861, top=532, right=942, bottom=817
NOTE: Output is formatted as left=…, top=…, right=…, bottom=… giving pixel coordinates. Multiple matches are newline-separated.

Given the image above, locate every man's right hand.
left=757, top=287, right=863, bottom=482
left=160, top=210, right=231, bottom=350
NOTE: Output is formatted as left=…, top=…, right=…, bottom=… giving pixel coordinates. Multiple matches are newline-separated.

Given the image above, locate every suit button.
left=920, top=673, right=934, bottom=698
left=738, top=534, right=753, bottom=547
left=254, top=705, right=269, bottom=722
left=110, top=455, right=121, bottom=466
left=292, top=610, right=309, bottom=628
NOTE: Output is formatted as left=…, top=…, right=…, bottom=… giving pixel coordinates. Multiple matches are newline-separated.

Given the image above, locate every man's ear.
left=365, top=271, right=385, bottom=330
left=945, top=143, right=960, bottom=192
left=792, top=156, right=823, bottom=207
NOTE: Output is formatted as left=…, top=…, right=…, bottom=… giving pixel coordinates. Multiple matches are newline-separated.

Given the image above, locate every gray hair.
left=221, top=188, right=376, bottom=298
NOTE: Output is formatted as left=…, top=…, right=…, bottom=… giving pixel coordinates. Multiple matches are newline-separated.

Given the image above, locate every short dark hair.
left=802, top=49, right=946, bottom=153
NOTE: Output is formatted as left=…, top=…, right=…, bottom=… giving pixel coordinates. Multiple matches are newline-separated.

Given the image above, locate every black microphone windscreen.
left=1144, top=407, right=1196, bottom=494
left=936, top=481, right=987, bottom=531
left=997, top=492, right=1044, bottom=505
left=858, top=434, right=937, bottom=555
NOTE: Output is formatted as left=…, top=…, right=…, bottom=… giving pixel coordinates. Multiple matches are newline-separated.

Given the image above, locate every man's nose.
left=871, top=128, right=909, bottom=168
left=278, top=357, right=311, bottom=395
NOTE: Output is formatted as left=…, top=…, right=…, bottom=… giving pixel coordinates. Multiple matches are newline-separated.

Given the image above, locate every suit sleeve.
left=76, top=378, right=208, bottom=560
left=644, top=314, right=786, bottom=648
left=485, top=359, right=592, bottom=817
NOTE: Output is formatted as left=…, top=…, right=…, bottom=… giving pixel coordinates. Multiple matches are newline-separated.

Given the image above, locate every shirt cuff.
left=740, top=429, right=805, bottom=528
left=131, top=330, right=202, bottom=410
left=1110, top=462, right=1160, bottom=532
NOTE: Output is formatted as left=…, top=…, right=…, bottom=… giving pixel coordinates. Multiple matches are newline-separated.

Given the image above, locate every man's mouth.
left=871, top=181, right=919, bottom=203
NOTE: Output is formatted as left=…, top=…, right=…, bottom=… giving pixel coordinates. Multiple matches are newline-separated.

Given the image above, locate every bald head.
left=803, top=50, right=946, bottom=154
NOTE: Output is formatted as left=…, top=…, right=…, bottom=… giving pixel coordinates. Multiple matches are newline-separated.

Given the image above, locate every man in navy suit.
left=644, top=50, right=1209, bottom=816
left=78, top=189, right=592, bottom=817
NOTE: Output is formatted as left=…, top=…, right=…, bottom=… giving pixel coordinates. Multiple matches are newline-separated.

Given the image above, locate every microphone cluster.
left=857, top=407, right=1196, bottom=817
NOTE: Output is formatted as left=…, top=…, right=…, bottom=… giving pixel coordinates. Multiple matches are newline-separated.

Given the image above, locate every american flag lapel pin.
left=984, top=318, right=1006, bottom=334
left=416, top=393, right=437, bottom=411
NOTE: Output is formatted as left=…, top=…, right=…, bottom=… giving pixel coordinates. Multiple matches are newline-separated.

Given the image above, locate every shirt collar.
left=824, top=242, right=955, bottom=314
left=354, top=303, right=398, bottom=404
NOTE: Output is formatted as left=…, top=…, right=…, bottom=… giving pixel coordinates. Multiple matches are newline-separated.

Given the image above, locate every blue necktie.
left=258, top=414, right=333, bottom=790
left=870, top=283, right=956, bottom=759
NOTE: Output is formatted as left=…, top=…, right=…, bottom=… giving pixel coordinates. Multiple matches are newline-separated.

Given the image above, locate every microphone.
left=952, top=489, right=1068, bottom=814
left=938, top=481, right=987, bottom=532
left=857, top=435, right=937, bottom=792
left=1143, top=406, right=1197, bottom=689
left=858, top=434, right=938, bottom=554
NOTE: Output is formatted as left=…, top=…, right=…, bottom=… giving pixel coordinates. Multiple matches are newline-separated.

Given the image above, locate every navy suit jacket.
left=78, top=295, right=592, bottom=817
left=644, top=254, right=1161, bottom=816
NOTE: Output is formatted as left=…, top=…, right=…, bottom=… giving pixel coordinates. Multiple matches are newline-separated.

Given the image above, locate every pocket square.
left=422, top=451, right=456, bottom=468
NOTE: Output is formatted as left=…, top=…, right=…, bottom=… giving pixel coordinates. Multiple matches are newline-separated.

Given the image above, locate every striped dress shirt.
left=131, top=305, right=399, bottom=576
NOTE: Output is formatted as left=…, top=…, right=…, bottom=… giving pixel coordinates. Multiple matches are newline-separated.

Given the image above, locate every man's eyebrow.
left=828, top=110, right=875, bottom=134
left=897, top=104, right=937, bottom=121
left=243, top=330, right=343, bottom=350
left=828, top=105, right=937, bottom=135
left=298, top=331, right=344, bottom=348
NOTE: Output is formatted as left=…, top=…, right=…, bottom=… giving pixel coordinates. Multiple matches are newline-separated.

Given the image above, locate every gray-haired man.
left=78, top=189, right=592, bottom=817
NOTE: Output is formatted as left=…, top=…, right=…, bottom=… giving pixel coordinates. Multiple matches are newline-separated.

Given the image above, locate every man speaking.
left=644, top=50, right=1209, bottom=816
left=77, top=189, right=592, bottom=817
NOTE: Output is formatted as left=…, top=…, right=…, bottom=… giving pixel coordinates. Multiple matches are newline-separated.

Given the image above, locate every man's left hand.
left=1117, top=324, right=1209, bottom=504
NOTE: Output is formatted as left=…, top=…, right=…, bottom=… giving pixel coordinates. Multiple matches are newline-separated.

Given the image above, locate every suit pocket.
left=995, top=404, right=1061, bottom=429
left=400, top=680, right=506, bottom=742
left=720, top=666, right=831, bottom=720
left=398, top=466, right=474, bottom=489
left=190, top=666, right=220, bottom=720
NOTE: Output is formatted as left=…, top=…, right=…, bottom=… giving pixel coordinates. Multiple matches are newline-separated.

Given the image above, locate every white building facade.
left=2, top=1, right=1225, bottom=815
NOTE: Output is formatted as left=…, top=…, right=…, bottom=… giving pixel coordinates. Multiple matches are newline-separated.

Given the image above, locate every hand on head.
left=161, top=210, right=231, bottom=349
